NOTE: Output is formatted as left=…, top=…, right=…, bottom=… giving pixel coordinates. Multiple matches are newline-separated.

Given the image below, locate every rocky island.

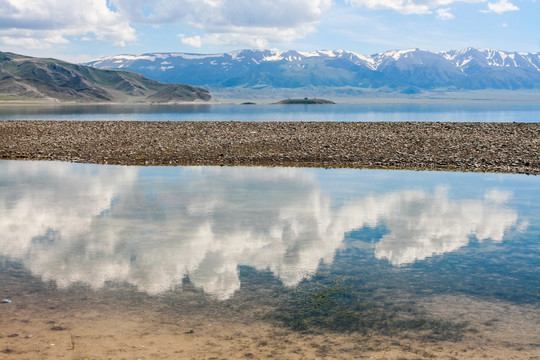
left=276, top=98, right=335, bottom=104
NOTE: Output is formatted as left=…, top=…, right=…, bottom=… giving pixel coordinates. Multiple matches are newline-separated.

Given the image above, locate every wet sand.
left=1, top=120, right=539, bottom=174
left=1, top=266, right=539, bottom=360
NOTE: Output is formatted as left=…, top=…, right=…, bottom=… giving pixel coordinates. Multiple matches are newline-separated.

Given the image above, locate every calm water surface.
left=1, top=103, right=540, bottom=122
left=1, top=161, right=538, bottom=358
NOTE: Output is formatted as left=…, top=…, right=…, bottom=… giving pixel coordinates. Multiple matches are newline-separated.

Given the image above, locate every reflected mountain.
left=0, top=162, right=521, bottom=299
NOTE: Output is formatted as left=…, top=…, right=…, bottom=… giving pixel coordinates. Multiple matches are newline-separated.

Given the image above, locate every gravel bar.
left=1, top=120, right=539, bottom=174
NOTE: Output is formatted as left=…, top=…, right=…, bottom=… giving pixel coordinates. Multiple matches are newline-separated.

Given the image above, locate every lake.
left=1, top=103, right=540, bottom=122
left=1, top=160, right=538, bottom=359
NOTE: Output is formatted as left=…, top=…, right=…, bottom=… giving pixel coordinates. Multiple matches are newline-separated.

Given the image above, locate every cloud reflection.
left=0, top=162, right=520, bottom=299
left=371, top=187, right=518, bottom=265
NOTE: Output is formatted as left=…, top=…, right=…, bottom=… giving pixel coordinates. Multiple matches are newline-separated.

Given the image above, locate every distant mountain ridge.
left=0, top=51, right=213, bottom=103
left=84, top=48, right=540, bottom=94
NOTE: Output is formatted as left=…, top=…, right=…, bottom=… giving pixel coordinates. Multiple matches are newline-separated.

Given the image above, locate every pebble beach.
left=1, top=120, right=538, bottom=174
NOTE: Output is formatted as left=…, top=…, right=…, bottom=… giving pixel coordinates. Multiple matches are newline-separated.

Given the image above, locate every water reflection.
left=372, top=187, right=518, bottom=265
left=2, top=103, right=540, bottom=122
left=0, top=161, right=523, bottom=299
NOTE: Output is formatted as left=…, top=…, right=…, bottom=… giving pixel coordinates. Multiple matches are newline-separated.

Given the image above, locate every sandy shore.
left=2, top=269, right=538, bottom=360
left=1, top=120, right=539, bottom=174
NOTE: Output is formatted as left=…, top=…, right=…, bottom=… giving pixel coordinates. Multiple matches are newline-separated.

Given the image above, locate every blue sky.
left=0, top=0, right=538, bottom=63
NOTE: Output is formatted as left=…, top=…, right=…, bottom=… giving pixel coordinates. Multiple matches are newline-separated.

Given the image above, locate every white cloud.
left=185, top=25, right=317, bottom=49
left=0, top=0, right=332, bottom=49
left=0, top=161, right=139, bottom=259
left=0, top=163, right=521, bottom=300
left=372, top=186, right=518, bottom=265
left=345, top=0, right=520, bottom=16
left=484, top=188, right=512, bottom=204
left=111, top=0, right=332, bottom=48
left=0, top=0, right=529, bottom=52
left=0, top=0, right=136, bottom=48
left=346, top=0, right=432, bottom=14
left=436, top=7, right=455, bottom=20
left=0, top=32, right=70, bottom=49
left=483, top=0, right=519, bottom=13
left=180, top=35, right=202, bottom=48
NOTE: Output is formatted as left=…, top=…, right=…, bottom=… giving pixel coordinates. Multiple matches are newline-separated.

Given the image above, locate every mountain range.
left=84, top=48, right=540, bottom=97
left=0, top=51, right=212, bottom=103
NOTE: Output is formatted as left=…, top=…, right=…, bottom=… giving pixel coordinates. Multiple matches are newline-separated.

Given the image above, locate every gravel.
left=1, top=120, right=538, bottom=174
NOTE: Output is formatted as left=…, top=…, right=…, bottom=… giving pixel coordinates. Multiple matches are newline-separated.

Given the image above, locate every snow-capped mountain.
left=84, top=48, right=540, bottom=92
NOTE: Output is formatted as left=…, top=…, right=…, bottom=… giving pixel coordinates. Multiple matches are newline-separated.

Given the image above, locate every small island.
left=275, top=98, right=335, bottom=104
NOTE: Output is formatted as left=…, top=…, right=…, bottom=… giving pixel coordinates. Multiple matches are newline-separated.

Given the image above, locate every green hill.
left=0, top=51, right=213, bottom=103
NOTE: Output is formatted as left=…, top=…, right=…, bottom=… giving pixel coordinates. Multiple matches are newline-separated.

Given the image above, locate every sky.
left=0, top=0, right=538, bottom=63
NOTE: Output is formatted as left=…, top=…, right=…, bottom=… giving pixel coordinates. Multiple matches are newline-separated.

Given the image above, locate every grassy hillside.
left=0, top=51, right=213, bottom=103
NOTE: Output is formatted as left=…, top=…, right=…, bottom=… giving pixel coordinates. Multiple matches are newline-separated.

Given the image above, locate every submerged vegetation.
left=269, top=275, right=471, bottom=341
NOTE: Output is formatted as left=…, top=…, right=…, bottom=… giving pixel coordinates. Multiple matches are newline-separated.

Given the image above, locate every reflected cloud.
left=0, top=162, right=521, bottom=299
left=370, top=187, right=518, bottom=265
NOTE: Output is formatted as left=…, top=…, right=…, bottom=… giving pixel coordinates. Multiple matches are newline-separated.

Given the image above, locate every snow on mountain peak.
left=82, top=48, right=540, bottom=92
left=297, top=50, right=322, bottom=58
left=378, top=49, right=422, bottom=60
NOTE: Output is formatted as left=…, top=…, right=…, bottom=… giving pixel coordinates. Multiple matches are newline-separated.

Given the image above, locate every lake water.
left=1, top=160, right=538, bottom=359
left=1, top=103, right=540, bottom=122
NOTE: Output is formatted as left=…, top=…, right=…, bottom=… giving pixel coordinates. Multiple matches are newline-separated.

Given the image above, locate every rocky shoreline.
left=1, top=120, right=538, bottom=174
